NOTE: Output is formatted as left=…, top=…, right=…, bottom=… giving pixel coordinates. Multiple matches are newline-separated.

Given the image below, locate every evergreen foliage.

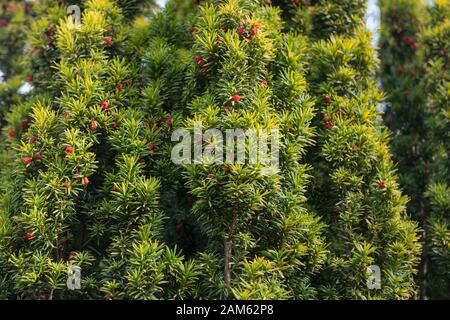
left=418, top=0, right=450, bottom=299
left=379, top=0, right=449, bottom=299
left=0, top=0, right=442, bottom=300
left=0, top=0, right=194, bottom=299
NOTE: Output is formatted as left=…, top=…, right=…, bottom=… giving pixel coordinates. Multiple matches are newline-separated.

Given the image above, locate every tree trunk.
left=224, top=213, right=237, bottom=286
left=224, top=238, right=232, bottom=286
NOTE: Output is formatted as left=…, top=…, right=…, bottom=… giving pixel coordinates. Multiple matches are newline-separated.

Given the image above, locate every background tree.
left=0, top=0, right=34, bottom=79
left=379, top=0, right=449, bottom=299
left=419, top=0, right=450, bottom=299
left=0, top=0, right=35, bottom=129
left=378, top=0, right=429, bottom=299
left=278, top=0, right=422, bottom=299
left=379, top=0, right=427, bottom=216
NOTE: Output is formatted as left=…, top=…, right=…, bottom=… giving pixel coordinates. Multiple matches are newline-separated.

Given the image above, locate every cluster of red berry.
left=322, top=115, right=334, bottom=130
left=237, top=22, right=261, bottom=40
left=402, top=35, right=418, bottom=50
left=16, top=98, right=116, bottom=187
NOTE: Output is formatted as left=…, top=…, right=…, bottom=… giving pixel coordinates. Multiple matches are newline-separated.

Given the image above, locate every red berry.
left=237, top=27, right=245, bottom=37
left=9, top=3, right=17, bottom=13
left=89, top=121, right=98, bottom=131
left=195, top=55, right=205, bottom=68
left=259, top=79, right=268, bottom=86
left=104, top=36, right=113, bottom=46
left=398, top=66, right=405, bottom=75
left=111, top=122, right=118, bottom=129
left=26, top=76, right=33, bottom=83
left=48, top=24, right=56, bottom=32
left=7, top=130, right=15, bottom=138
left=251, top=23, right=261, bottom=37
left=82, top=177, right=90, bottom=186
left=117, top=82, right=123, bottom=92
left=378, top=180, right=386, bottom=190
left=22, top=157, right=32, bottom=166
left=439, top=49, right=446, bottom=57
left=21, top=118, right=30, bottom=131
left=24, top=231, right=34, bottom=241
left=33, top=153, right=42, bottom=161
left=69, top=252, right=77, bottom=260
left=43, top=34, right=53, bottom=45
left=66, top=146, right=74, bottom=154
left=192, top=0, right=200, bottom=5
left=29, top=136, right=37, bottom=144
left=223, top=106, right=233, bottom=111
left=402, top=35, right=411, bottom=44
left=165, top=119, right=173, bottom=127
left=0, top=19, right=9, bottom=27
left=207, top=173, right=214, bottom=179
left=148, top=143, right=159, bottom=152
left=232, top=94, right=241, bottom=103
left=101, top=100, right=109, bottom=110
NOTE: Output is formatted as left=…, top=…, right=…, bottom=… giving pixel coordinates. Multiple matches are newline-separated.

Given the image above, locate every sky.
left=366, top=0, right=381, bottom=45
left=156, top=0, right=168, bottom=6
